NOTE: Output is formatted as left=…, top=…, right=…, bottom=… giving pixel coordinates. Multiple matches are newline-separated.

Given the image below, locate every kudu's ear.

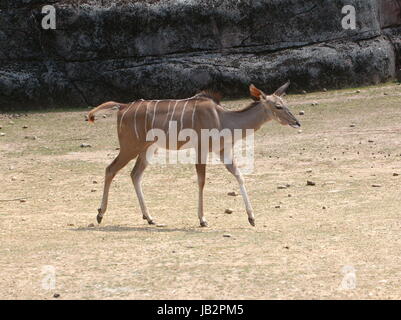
left=274, top=81, right=291, bottom=97
left=249, top=84, right=264, bottom=101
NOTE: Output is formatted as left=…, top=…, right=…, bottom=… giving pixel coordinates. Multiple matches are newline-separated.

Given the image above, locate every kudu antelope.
left=87, top=82, right=300, bottom=227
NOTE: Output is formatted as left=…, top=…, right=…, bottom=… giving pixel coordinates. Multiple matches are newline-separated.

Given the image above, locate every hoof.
left=248, top=217, right=255, bottom=227
left=97, top=209, right=103, bottom=224
left=200, top=221, right=208, bottom=227
left=147, top=219, right=156, bottom=225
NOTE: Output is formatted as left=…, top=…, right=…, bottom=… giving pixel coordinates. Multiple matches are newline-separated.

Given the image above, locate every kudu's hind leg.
left=97, top=153, right=132, bottom=224
left=130, top=151, right=155, bottom=225
left=220, top=152, right=255, bottom=226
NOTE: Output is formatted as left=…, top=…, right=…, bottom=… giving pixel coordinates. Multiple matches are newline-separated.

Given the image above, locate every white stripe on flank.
left=133, top=100, right=144, bottom=139
left=169, top=100, right=180, bottom=125
left=167, top=100, right=171, bottom=115
left=165, top=101, right=172, bottom=130
left=151, top=100, right=160, bottom=130
left=131, top=98, right=199, bottom=139
left=180, top=100, right=190, bottom=132
left=144, top=101, right=149, bottom=134
left=119, top=101, right=135, bottom=132
left=191, top=100, right=198, bottom=129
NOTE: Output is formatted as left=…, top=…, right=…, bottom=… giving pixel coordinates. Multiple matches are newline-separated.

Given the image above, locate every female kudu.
left=87, top=82, right=300, bottom=227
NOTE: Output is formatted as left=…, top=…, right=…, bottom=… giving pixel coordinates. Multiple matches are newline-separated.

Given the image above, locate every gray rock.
left=157, top=224, right=167, bottom=228
left=0, top=1, right=400, bottom=110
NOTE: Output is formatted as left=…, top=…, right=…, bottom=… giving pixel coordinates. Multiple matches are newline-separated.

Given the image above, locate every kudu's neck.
left=221, top=103, right=271, bottom=132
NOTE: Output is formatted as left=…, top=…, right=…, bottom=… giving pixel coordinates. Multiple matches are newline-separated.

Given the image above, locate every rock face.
left=0, top=0, right=400, bottom=110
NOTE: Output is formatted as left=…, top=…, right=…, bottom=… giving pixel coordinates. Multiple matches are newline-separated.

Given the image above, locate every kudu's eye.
left=275, top=105, right=283, bottom=110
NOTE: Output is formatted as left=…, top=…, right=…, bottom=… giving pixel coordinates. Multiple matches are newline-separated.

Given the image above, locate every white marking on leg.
left=222, top=155, right=255, bottom=222
left=198, top=189, right=205, bottom=224
left=133, top=100, right=144, bottom=139
left=234, top=166, right=254, bottom=219
left=239, top=183, right=253, bottom=215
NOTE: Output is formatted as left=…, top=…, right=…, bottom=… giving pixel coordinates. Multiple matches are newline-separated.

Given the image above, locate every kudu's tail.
left=87, top=101, right=120, bottom=123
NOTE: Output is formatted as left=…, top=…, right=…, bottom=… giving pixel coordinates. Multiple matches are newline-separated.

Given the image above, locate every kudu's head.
left=249, top=82, right=301, bottom=128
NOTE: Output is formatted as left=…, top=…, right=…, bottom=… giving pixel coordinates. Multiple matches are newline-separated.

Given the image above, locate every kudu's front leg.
left=220, top=151, right=255, bottom=226
left=196, top=163, right=207, bottom=227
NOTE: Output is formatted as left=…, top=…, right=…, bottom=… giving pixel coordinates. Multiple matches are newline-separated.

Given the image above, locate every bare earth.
left=1, top=83, right=401, bottom=299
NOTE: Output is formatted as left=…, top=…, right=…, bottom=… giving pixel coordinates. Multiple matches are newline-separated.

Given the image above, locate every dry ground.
left=1, top=82, right=401, bottom=299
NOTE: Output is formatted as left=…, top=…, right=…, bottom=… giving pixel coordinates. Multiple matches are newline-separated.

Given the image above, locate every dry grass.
left=1, top=82, right=401, bottom=299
